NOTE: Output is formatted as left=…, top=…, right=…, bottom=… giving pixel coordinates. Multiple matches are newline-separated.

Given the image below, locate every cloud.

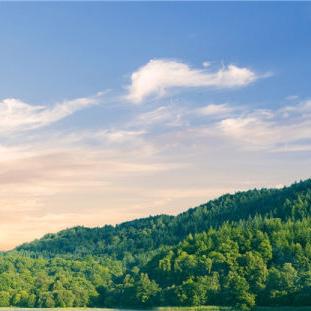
left=90, top=129, right=146, bottom=144
left=196, top=103, right=234, bottom=117
left=285, top=95, right=299, bottom=101
left=0, top=127, right=192, bottom=250
left=134, top=106, right=185, bottom=128
left=216, top=102, right=311, bottom=151
left=126, top=59, right=261, bottom=103
left=136, top=106, right=173, bottom=125
left=218, top=115, right=277, bottom=148
left=1, top=96, right=311, bottom=250
left=0, top=95, right=99, bottom=134
left=281, top=100, right=311, bottom=116
left=202, top=61, right=211, bottom=68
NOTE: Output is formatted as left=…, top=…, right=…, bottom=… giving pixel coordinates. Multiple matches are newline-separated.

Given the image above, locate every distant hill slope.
left=16, top=179, right=311, bottom=258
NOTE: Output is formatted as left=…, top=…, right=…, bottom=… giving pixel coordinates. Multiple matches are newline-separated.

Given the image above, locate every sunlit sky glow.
left=0, top=2, right=311, bottom=250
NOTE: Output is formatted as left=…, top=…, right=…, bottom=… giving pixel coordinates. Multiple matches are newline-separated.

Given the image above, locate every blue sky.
left=2, top=3, right=311, bottom=103
left=0, top=2, right=311, bottom=249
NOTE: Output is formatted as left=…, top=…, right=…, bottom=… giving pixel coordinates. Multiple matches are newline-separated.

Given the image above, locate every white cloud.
left=137, top=106, right=172, bottom=124
left=196, top=103, right=234, bottom=117
left=126, top=59, right=260, bottom=103
left=285, top=95, right=299, bottom=101
left=216, top=102, right=311, bottom=150
left=202, top=61, right=211, bottom=68
left=281, top=100, right=311, bottom=116
left=1, top=95, right=310, bottom=250
left=98, top=130, right=146, bottom=143
left=0, top=95, right=98, bottom=134
left=0, top=128, right=185, bottom=250
left=218, top=116, right=277, bottom=148
left=134, top=106, right=185, bottom=128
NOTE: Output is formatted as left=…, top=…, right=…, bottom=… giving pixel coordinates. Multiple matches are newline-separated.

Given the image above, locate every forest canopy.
left=1, top=179, right=310, bottom=310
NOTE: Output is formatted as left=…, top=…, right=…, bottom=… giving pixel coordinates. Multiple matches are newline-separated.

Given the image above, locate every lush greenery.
left=157, top=308, right=311, bottom=311
left=0, top=179, right=309, bottom=310
left=17, top=179, right=311, bottom=259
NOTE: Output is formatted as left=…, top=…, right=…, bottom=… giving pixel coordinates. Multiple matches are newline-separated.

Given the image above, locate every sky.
left=0, top=2, right=311, bottom=250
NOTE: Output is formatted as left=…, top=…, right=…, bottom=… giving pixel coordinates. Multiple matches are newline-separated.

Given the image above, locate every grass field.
left=156, top=307, right=229, bottom=311
left=156, top=306, right=311, bottom=311
left=0, top=307, right=310, bottom=311
left=256, top=308, right=311, bottom=311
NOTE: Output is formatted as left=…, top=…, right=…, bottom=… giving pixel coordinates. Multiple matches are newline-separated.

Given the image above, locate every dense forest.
left=0, top=179, right=310, bottom=310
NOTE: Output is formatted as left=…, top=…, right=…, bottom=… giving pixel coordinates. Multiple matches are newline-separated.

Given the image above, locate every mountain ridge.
left=15, top=178, right=311, bottom=259
left=0, top=178, right=309, bottom=310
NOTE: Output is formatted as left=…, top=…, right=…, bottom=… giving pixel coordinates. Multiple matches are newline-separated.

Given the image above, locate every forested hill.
left=2, top=179, right=311, bottom=310
left=16, top=179, right=311, bottom=258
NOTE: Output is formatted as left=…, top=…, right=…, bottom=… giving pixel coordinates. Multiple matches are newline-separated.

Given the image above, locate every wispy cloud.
left=1, top=95, right=310, bottom=250
left=281, top=100, right=311, bottom=116
left=195, top=103, right=234, bottom=117
left=0, top=130, right=185, bottom=250
left=0, top=94, right=100, bottom=134
left=215, top=101, right=311, bottom=151
left=134, top=105, right=185, bottom=128
left=126, top=59, right=262, bottom=103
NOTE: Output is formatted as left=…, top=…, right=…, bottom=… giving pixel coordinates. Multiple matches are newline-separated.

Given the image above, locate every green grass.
left=156, top=307, right=311, bottom=311
left=0, top=307, right=310, bottom=311
left=256, top=308, right=311, bottom=311
left=156, top=307, right=229, bottom=311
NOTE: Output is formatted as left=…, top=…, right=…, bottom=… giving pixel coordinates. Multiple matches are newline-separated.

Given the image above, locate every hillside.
left=0, top=178, right=308, bottom=310
left=16, top=179, right=311, bottom=259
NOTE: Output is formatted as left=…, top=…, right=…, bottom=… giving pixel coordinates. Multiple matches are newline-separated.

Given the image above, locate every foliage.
left=0, top=178, right=309, bottom=310
left=16, top=179, right=311, bottom=260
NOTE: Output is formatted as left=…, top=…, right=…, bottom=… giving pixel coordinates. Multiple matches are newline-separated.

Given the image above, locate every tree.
left=0, top=291, right=10, bottom=307
left=135, top=273, right=160, bottom=306
left=265, top=263, right=298, bottom=305
left=223, top=271, right=255, bottom=311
